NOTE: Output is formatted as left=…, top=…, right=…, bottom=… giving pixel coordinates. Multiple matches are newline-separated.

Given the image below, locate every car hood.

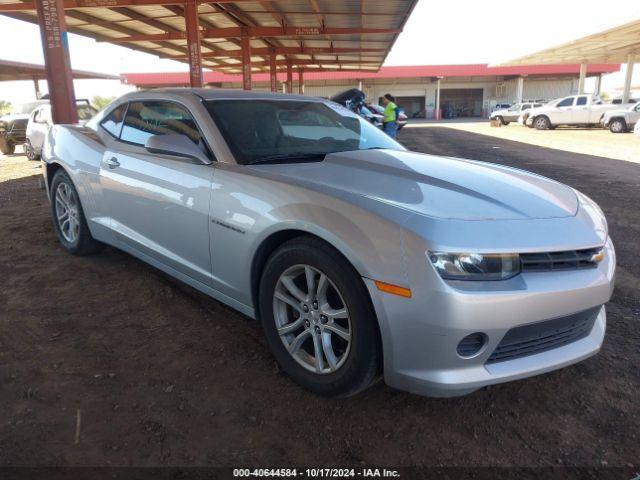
left=250, top=149, right=578, bottom=221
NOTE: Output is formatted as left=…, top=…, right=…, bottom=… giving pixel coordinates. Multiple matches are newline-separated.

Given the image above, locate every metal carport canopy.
left=0, top=57, right=119, bottom=97
left=0, top=0, right=418, bottom=116
left=0, top=58, right=119, bottom=81
left=499, top=18, right=640, bottom=102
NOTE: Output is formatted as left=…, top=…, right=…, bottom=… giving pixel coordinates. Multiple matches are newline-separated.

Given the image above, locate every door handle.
left=106, top=157, right=120, bottom=169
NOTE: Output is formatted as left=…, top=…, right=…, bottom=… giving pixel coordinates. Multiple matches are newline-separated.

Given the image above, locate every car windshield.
left=204, top=99, right=403, bottom=165
left=507, top=104, right=519, bottom=111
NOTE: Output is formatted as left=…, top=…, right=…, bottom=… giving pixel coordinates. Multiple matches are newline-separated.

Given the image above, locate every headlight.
left=428, top=251, right=521, bottom=281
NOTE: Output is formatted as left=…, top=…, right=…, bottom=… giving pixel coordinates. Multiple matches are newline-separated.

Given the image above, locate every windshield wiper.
left=249, top=152, right=327, bottom=165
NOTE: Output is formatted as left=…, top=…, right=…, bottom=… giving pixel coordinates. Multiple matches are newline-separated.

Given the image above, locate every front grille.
left=520, top=247, right=602, bottom=272
left=486, top=306, right=601, bottom=364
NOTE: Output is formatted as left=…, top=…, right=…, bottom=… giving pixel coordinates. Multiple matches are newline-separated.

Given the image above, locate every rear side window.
left=100, top=104, right=127, bottom=138
left=576, top=97, right=588, bottom=106
left=120, top=100, right=202, bottom=147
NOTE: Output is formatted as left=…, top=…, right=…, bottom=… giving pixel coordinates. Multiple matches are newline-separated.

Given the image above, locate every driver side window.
left=120, top=101, right=202, bottom=147
left=557, top=98, right=574, bottom=107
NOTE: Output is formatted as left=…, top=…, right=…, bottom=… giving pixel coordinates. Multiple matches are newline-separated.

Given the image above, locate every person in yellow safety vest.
left=381, top=93, right=399, bottom=139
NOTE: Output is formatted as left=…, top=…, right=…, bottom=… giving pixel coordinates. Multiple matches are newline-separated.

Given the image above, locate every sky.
left=0, top=0, right=639, bottom=105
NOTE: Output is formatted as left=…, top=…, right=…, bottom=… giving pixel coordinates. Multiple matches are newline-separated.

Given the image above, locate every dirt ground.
left=1, top=129, right=639, bottom=469
left=405, top=120, right=640, bottom=163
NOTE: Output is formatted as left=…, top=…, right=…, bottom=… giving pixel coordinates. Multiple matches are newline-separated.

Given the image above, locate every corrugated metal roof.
left=0, top=0, right=419, bottom=73
left=501, top=18, right=640, bottom=65
left=121, top=63, right=621, bottom=86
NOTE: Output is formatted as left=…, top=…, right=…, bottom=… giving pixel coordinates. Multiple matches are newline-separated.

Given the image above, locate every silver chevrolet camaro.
left=41, top=89, right=615, bottom=397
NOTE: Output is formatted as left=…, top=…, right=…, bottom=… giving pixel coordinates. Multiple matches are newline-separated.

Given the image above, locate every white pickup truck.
left=523, top=95, right=626, bottom=130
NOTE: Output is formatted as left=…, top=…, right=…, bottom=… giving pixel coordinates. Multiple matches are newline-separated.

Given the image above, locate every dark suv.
left=0, top=100, right=48, bottom=155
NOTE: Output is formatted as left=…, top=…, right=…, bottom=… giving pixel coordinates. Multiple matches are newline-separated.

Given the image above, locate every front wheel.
left=259, top=237, right=381, bottom=397
left=50, top=169, right=102, bottom=255
left=609, top=119, right=627, bottom=133
left=24, top=139, right=39, bottom=160
left=534, top=116, right=551, bottom=130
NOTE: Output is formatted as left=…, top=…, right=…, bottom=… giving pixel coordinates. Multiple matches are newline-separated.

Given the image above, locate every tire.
left=609, top=119, right=627, bottom=133
left=0, top=137, right=15, bottom=155
left=495, top=116, right=505, bottom=125
left=259, top=236, right=381, bottom=397
left=503, top=121, right=510, bottom=125
left=534, top=116, right=551, bottom=130
left=24, top=139, right=40, bottom=161
left=50, top=169, right=102, bottom=255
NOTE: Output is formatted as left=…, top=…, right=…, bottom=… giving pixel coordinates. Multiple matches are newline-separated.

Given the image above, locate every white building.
left=121, top=63, right=620, bottom=119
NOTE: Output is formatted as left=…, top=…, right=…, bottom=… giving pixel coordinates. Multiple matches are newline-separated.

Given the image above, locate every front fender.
left=208, top=166, right=411, bottom=309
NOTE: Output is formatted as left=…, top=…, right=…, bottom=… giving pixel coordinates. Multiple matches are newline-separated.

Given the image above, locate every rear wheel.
left=609, top=119, right=627, bottom=133
left=50, top=169, right=102, bottom=255
left=495, top=115, right=505, bottom=125
left=259, top=237, right=381, bottom=397
left=534, top=116, right=551, bottom=130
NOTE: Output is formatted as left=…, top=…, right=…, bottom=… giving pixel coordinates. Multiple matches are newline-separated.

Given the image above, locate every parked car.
left=25, top=102, right=97, bottom=160
left=600, top=102, right=640, bottom=133
left=367, top=103, right=408, bottom=130
left=0, top=100, right=48, bottom=155
left=330, top=89, right=393, bottom=129
left=490, top=102, right=544, bottom=125
left=523, top=95, right=625, bottom=129
left=41, top=89, right=615, bottom=398
left=358, top=104, right=383, bottom=129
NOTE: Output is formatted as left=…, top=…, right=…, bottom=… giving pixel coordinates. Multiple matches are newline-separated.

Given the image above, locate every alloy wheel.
left=273, top=264, right=352, bottom=374
left=535, top=117, right=548, bottom=129
left=55, top=182, right=80, bottom=243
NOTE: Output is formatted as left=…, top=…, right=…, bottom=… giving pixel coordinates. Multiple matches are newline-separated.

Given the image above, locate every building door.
left=439, top=89, right=484, bottom=118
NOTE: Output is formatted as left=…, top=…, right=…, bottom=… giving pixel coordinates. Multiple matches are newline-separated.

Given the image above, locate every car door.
left=630, top=103, right=640, bottom=127
left=98, top=99, right=215, bottom=287
left=553, top=97, right=575, bottom=124
left=572, top=96, right=591, bottom=123
left=29, top=106, right=51, bottom=153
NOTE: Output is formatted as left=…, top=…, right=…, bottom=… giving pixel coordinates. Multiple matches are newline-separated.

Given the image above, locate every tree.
left=91, top=95, right=116, bottom=111
left=0, top=100, right=11, bottom=115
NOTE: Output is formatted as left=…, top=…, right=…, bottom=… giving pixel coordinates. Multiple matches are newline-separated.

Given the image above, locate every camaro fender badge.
left=211, top=218, right=246, bottom=235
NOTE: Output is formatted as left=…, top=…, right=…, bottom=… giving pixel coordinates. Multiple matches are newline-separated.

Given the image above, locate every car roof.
left=126, top=87, right=326, bottom=103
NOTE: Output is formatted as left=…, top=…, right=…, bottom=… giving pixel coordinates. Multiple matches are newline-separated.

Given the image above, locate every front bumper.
left=365, top=237, right=615, bottom=397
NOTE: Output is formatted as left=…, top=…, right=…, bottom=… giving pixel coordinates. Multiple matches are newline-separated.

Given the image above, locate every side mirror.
left=145, top=134, right=212, bottom=165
